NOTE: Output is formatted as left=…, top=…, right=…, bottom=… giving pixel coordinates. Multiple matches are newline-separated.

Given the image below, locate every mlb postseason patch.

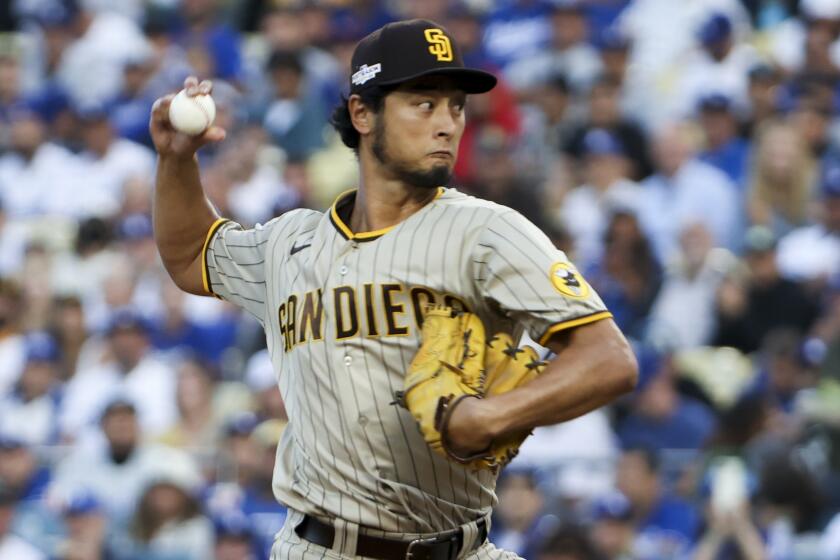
left=352, top=63, right=382, bottom=86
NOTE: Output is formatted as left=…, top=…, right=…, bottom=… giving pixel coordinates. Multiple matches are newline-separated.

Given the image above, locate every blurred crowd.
left=1, top=0, right=840, bottom=559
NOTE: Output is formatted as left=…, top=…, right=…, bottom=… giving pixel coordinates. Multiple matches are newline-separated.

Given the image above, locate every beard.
left=109, top=442, right=135, bottom=464
left=371, top=115, right=452, bottom=189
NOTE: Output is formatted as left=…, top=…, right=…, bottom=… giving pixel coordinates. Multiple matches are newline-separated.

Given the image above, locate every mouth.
left=428, top=151, right=453, bottom=160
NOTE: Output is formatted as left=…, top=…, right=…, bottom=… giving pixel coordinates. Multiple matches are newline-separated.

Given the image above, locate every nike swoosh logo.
left=290, top=243, right=312, bottom=256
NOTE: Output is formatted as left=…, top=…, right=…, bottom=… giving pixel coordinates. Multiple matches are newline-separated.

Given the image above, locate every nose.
left=432, top=103, right=459, bottom=139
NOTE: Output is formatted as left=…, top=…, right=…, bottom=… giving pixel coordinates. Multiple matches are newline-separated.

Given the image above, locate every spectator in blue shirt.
left=616, top=351, right=717, bottom=452
left=490, top=468, right=559, bottom=559
left=697, top=94, right=751, bottom=188
left=0, top=331, right=62, bottom=447
left=205, top=418, right=288, bottom=560
left=171, top=0, right=242, bottom=82
left=213, top=510, right=258, bottom=560
left=482, top=0, right=555, bottom=70
left=0, top=435, right=51, bottom=503
left=261, top=49, right=328, bottom=159
left=616, top=448, right=701, bottom=559
left=585, top=211, right=661, bottom=340
left=589, top=491, right=636, bottom=560
left=639, top=123, right=740, bottom=263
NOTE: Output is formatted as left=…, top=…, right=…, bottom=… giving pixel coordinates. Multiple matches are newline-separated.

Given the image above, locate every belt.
left=294, top=514, right=488, bottom=560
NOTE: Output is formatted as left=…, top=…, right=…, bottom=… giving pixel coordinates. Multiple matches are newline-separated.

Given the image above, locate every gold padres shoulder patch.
left=550, top=262, right=590, bottom=299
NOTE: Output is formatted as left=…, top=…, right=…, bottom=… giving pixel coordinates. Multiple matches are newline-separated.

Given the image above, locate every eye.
left=418, top=101, right=434, bottom=110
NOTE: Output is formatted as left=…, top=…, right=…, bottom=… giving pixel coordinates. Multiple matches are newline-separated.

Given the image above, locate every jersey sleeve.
left=471, top=210, right=613, bottom=346
left=202, top=217, right=280, bottom=324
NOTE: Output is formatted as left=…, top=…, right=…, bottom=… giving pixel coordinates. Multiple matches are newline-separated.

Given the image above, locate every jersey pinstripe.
left=203, top=187, right=612, bottom=538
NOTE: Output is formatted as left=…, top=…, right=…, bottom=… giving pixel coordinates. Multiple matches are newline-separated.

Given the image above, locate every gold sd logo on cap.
left=424, top=29, right=453, bottom=62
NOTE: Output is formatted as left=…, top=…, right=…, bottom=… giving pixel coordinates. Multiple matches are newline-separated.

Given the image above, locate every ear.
left=348, top=94, right=374, bottom=136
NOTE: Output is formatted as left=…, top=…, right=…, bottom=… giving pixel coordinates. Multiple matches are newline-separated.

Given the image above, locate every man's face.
left=65, top=512, right=106, bottom=541
left=0, top=57, right=20, bottom=101
left=616, top=452, right=658, bottom=507
left=699, top=110, right=736, bottom=147
left=10, top=115, right=46, bottom=157
left=109, top=327, right=148, bottom=372
left=496, top=473, right=543, bottom=530
left=216, top=537, right=253, bottom=560
left=653, top=125, right=692, bottom=177
left=589, top=84, right=620, bottom=126
left=745, top=250, right=778, bottom=283
left=825, top=197, right=840, bottom=232
left=81, top=118, right=113, bottom=156
left=20, top=361, right=57, bottom=400
left=101, top=408, right=139, bottom=458
left=0, top=447, right=36, bottom=491
left=704, top=36, right=733, bottom=61
left=368, top=76, right=467, bottom=189
left=551, top=10, right=587, bottom=48
left=584, top=153, right=627, bottom=188
left=271, top=67, right=302, bottom=99
left=591, top=519, right=633, bottom=557
left=0, top=503, right=11, bottom=537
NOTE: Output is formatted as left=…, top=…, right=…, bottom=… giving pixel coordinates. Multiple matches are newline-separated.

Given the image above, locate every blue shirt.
left=618, top=397, right=717, bottom=451
left=150, top=317, right=236, bottom=365
left=204, top=483, right=287, bottom=560
left=699, top=138, right=751, bottom=189
left=639, top=160, right=740, bottom=263
left=482, top=1, right=554, bottom=69
left=634, top=495, right=701, bottom=560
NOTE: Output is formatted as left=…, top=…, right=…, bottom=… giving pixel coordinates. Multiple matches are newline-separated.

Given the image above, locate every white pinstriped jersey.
left=203, top=187, right=612, bottom=537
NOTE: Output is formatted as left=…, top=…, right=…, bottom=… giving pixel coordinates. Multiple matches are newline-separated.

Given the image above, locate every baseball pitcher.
left=150, top=19, right=637, bottom=560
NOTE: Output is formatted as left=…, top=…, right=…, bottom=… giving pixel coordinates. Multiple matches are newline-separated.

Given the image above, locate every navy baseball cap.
left=349, top=19, right=496, bottom=94
left=29, top=0, right=79, bottom=28
left=699, top=13, right=732, bottom=46
left=74, top=100, right=111, bottom=122
left=592, top=491, right=633, bottom=521
left=61, top=493, right=102, bottom=516
left=0, top=433, right=26, bottom=450
left=106, top=308, right=151, bottom=335
left=117, top=214, right=153, bottom=241
left=213, top=511, right=253, bottom=539
left=582, top=128, right=625, bottom=157
left=224, top=412, right=260, bottom=437
left=634, top=346, right=664, bottom=392
left=24, top=331, right=60, bottom=363
left=100, top=396, right=137, bottom=419
left=749, top=64, right=778, bottom=83
left=596, top=27, right=631, bottom=52
left=697, top=92, right=733, bottom=113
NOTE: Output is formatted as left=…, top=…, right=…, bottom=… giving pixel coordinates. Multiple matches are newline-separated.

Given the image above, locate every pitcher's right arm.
left=150, top=77, right=227, bottom=295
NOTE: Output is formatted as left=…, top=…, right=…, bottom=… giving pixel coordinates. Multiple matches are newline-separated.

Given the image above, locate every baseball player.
left=150, top=19, right=637, bottom=560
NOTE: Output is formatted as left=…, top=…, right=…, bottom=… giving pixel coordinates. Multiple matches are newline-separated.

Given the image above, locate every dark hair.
left=267, top=49, right=304, bottom=75
left=538, top=523, right=602, bottom=559
left=330, top=86, right=393, bottom=154
left=758, top=453, right=822, bottom=531
left=591, top=74, right=622, bottom=94
left=132, top=483, right=202, bottom=542
left=75, top=217, right=111, bottom=254
left=623, top=446, right=661, bottom=473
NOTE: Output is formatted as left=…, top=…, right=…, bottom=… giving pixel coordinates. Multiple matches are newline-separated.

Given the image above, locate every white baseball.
left=168, top=89, right=216, bottom=135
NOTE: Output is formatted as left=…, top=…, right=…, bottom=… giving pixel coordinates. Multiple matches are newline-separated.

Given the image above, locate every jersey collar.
left=328, top=187, right=445, bottom=242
